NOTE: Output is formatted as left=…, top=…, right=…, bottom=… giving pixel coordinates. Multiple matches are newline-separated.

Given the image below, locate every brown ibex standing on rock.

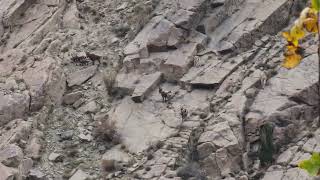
left=180, top=107, right=188, bottom=121
left=159, top=87, right=171, bottom=103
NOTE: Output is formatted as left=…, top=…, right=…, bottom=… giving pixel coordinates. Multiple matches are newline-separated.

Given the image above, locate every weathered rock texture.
left=0, top=0, right=318, bottom=179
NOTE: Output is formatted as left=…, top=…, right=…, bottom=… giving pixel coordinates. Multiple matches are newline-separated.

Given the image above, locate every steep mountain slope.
left=0, top=0, right=318, bottom=180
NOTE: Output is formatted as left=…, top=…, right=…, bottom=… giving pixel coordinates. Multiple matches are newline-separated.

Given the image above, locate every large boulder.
left=160, top=43, right=198, bottom=82
left=245, top=54, right=319, bottom=146
left=67, top=65, right=97, bottom=87
left=23, top=57, right=66, bottom=111
left=0, top=120, right=32, bottom=149
left=124, top=16, right=186, bottom=57
left=198, top=122, right=241, bottom=155
left=108, top=97, right=178, bottom=153
left=131, top=72, right=162, bottom=103
left=4, top=3, right=53, bottom=48
left=63, top=2, right=80, bottom=29
left=0, top=49, right=27, bottom=77
left=0, top=163, right=16, bottom=180
left=0, top=144, right=24, bottom=167
left=0, top=93, right=30, bottom=126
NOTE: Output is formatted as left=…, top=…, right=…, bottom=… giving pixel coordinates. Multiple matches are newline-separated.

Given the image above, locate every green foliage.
left=299, top=153, right=320, bottom=176
left=258, top=123, right=274, bottom=165
left=312, top=0, right=320, bottom=11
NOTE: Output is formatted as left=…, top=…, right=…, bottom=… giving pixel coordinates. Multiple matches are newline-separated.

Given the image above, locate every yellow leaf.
left=290, top=25, right=305, bottom=40
left=283, top=53, right=302, bottom=69
left=282, top=32, right=291, bottom=41
left=282, top=32, right=299, bottom=47
left=307, top=8, right=318, bottom=19
left=285, top=45, right=298, bottom=55
left=303, top=18, right=318, bottom=33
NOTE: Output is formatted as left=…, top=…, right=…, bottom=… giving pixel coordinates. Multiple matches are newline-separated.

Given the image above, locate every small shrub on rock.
left=103, top=68, right=117, bottom=95
left=93, top=118, right=121, bottom=144
left=101, top=159, right=115, bottom=172
left=177, top=162, right=207, bottom=180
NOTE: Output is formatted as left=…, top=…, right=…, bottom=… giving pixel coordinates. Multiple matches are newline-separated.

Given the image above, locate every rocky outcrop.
left=207, top=0, right=293, bottom=52
left=0, top=0, right=318, bottom=179
left=131, top=72, right=162, bottom=102
left=0, top=93, right=30, bottom=126
left=67, top=65, right=97, bottom=87
left=23, top=57, right=66, bottom=111
left=108, top=97, right=179, bottom=153
left=246, top=53, right=319, bottom=149
left=0, top=162, right=16, bottom=180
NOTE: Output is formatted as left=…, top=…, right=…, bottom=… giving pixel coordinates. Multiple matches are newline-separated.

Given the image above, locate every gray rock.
left=93, top=112, right=109, bottom=122
left=108, top=97, right=177, bottom=153
left=289, top=152, right=311, bottom=166
left=189, top=56, right=245, bottom=87
left=250, top=54, right=318, bottom=116
left=33, top=38, right=52, bottom=55
left=160, top=43, right=198, bottom=81
left=276, top=146, right=298, bottom=165
left=197, top=142, right=216, bottom=160
left=67, top=66, right=97, bottom=87
left=282, top=168, right=311, bottom=180
left=23, top=57, right=66, bottom=111
left=0, top=144, right=24, bottom=167
left=78, top=133, right=93, bottom=142
left=131, top=72, right=162, bottom=103
left=137, top=53, right=166, bottom=75
left=245, top=54, right=319, bottom=146
left=239, top=175, right=248, bottom=180
left=124, top=16, right=186, bottom=57
left=209, top=0, right=291, bottom=51
left=116, top=2, right=128, bottom=11
left=178, top=0, right=207, bottom=12
left=290, top=82, right=319, bottom=106
left=302, top=138, right=317, bottom=153
left=114, top=72, right=142, bottom=96
left=45, top=39, right=62, bottom=56
left=69, top=169, right=89, bottom=180
left=123, top=54, right=140, bottom=73
left=187, top=30, right=208, bottom=47
left=18, top=158, right=33, bottom=179
left=200, top=153, right=220, bottom=177
left=73, top=99, right=86, bottom=109
left=60, top=130, right=74, bottom=141
left=48, top=153, right=63, bottom=162
left=198, top=122, right=240, bottom=154
left=0, top=92, right=30, bottom=126
left=79, top=101, right=100, bottom=113
left=215, top=148, right=232, bottom=176
left=124, top=16, right=163, bottom=56
left=4, top=78, right=18, bottom=91
left=25, top=137, right=41, bottom=160
left=29, top=169, right=47, bottom=180
left=0, top=163, right=16, bottom=180
left=147, top=18, right=185, bottom=50
left=102, top=145, right=132, bottom=164
left=262, top=169, right=284, bottom=180
left=63, top=2, right=80, bottom=29
left=0, top=120, right=32, bottom=149
left=167, top=9, right=199, bottom=30
left=63, top=91, right=83, bottom=105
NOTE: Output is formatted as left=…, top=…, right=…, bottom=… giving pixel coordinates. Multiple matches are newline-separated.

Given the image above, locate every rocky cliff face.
left=0, top=0, right=319, bottom=180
